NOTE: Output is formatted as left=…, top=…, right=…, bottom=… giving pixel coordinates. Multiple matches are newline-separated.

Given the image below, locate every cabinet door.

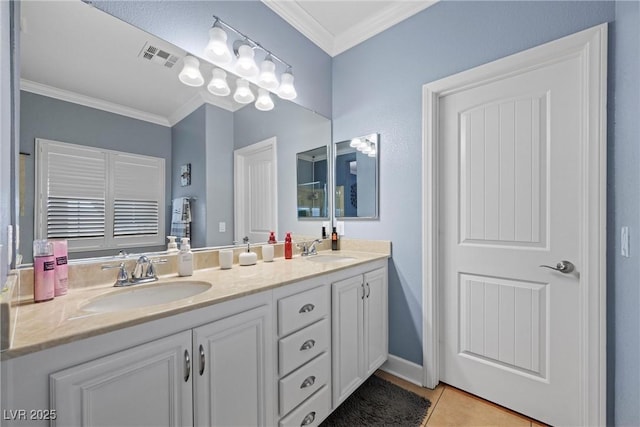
left=364, top=267, right=388, bottom=376
left=193, top=305, right=273, bottom=427
left=50, top=331, right=193, bottom=427
left=331, top=274, right=364, bottom=407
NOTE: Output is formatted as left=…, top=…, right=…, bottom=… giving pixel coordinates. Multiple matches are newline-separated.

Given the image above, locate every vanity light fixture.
left=178, top=15, right=298, bottom=106
left=368, top=148, right=377, bottom=158
left=233, top=78, right=255, bottom=104
left=178, top=55, right=205, bottom=87
left=255, top=88, right=275, bottom=111
left=204, top=23, right=232, bottom=64
left=350, top=138, right=361, bottom=148
left=207, top=68, right=231, bottom=96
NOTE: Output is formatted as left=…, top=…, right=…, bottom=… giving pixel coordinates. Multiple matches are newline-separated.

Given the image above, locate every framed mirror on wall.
left=296, top=146, right=329, bottom=220
left=334, top=133, right=379, bottom=219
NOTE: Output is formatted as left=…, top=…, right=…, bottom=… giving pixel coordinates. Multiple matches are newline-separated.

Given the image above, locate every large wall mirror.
left=334, top=133, right=379, bottom=219
left=296, top=146, right=329, bottom=220
left=15, top=1, right=331, bottom=264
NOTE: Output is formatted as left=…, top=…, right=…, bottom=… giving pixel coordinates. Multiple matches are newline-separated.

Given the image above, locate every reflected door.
left=234, top=138, right=277, bottom=243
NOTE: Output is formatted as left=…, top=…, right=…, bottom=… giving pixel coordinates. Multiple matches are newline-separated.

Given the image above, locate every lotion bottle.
left=331, top=227, right=339, bottom=251
left=167, top=236, right=179, bottom=253
left=284, top=232, right=293, bottom=259
left=178, top=237, right=193, bottom=276
left=33, top=239, right=55, bottom=302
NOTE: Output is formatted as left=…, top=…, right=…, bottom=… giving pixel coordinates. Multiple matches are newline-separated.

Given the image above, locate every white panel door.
left=50, top=331, right=193, bottom=427
left=193, top=305, right=272, bottom=427
left=234, top=138, right=277, bottom=243
left=439, top=45, right=586, bottom=425
left=331, top=274, right=364, bottom=407
left=363, top=267, right=388, bottom=376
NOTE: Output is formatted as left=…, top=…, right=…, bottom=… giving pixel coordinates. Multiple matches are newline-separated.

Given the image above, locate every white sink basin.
left=82, top=281, right=212, bottom=313
left=304, top=255, right=356, bottom=263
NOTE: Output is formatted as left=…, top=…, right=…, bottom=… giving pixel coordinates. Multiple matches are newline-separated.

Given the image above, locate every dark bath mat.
left=320, top=374, right=431, bottom=427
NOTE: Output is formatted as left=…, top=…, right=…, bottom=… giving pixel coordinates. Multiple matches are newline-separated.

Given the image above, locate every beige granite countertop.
left=2, top=246, right=389, bottom=360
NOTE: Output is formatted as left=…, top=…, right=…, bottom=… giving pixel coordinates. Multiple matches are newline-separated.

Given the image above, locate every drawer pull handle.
left=199, top=344, right=205, bottom=376
left=301, top=411, right=316, bottom=426
left=184, top=350, right=191, bottom=382
left=300, top=375, right=316, bottom=389
left=300, top=339, right=316, bottom=351
left=299, top=303, right=315, bottom=313
left=366, top=283, right=371, bottom=298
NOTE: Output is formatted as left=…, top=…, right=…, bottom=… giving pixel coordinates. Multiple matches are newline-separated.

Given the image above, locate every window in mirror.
left=35, top=139, right=165, bottom=253
left=334, top=133, right=379, bottom=219
left=296, top=146, right=329, bottom=219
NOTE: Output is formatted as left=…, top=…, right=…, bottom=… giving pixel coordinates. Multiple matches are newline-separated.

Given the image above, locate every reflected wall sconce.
left=179, top=15, right=297, bottom=112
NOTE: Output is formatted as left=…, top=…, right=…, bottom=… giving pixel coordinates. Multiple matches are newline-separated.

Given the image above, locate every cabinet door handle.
left=299, top=303, right=315, bottom=313
left=361, top=283, right=365, bottom=300
left=199, top=344, right=205, bottom=376
left=184, top=350, right=191, bottom=382
left=300, top=375, right=316, bottom=389
left=300, top=339, right=315, bottom=351
left=300, top=411, right=316, bottom=426
left=366, top=283, right=371, bottom=298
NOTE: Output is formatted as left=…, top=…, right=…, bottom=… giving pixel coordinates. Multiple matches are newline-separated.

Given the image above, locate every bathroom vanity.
left=1, top=245, right=389, bottom=427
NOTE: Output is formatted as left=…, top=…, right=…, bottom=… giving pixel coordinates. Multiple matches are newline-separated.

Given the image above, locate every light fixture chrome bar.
left=211, top=15, right=292, bottom=70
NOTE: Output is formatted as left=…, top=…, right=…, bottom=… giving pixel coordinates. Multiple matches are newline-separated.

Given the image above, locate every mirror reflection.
left=296, top=146, right=329, bottom=219
left=17, top=1, right=331, bottom=264
left=334, top=134, right=379, bottom=219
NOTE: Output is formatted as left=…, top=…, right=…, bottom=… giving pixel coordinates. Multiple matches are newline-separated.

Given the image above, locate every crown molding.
left=333, top=1, right=438, bottom=56
left=262, top=0, right=438, bottom=57
left=20, top=79, right=171, bottom=127
left=262, top=0, right=335, bottom=56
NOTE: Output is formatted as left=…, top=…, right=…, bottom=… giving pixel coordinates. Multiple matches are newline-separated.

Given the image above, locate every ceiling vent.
left=138, top=42, right=179, bottom=69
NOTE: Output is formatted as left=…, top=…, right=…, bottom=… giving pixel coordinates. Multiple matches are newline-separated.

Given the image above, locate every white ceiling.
left=262, top=0, right=438, bottom=56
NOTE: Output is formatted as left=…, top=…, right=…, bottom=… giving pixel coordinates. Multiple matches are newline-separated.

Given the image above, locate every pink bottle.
left=33, top=240, right=55, bottom=303
left=52, top=240, right=68, bottom=296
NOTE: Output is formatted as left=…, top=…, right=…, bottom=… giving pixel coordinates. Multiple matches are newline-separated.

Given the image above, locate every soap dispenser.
left=284, top=232, right=293, bottom=259
left=167, top=236, right=179, bottom=253
left=239, top=239, right=258, bottom=266
left=178, top=237, right=193, bottom=276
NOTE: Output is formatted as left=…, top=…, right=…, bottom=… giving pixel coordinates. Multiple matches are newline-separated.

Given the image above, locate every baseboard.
left=380, top=354, right=423, bottom=386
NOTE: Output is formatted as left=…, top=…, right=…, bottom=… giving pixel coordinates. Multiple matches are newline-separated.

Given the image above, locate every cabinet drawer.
left=279, top=352, right=330, bottom=416
left=279, top=385, right=330, bottom=427
left=279, top=319, right=329, bottom=376
left=278, top=285, right=328, bottom=337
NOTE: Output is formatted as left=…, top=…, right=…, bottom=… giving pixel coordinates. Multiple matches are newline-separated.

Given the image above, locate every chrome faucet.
left=299, top=239, right=322, bottom=256
left=102, top=255, right=167, bottom=287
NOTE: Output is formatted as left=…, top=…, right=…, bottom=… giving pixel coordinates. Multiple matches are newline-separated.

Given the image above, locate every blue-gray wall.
left=332, top=1, right=638, bottom=424
left=20, top=91, right=172, bottom=262
left=610, top=1, right=640, bottom=425
left=204, top=104, right=234, bottom=246
left=172, top=105, right=207, bottom=248
left=234, top=98, right=331, bottom=239
left=93, top=1, right=332, bottom=119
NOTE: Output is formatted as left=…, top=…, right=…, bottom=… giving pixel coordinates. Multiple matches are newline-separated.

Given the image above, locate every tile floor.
left=375, top=371, right=547, bottom=427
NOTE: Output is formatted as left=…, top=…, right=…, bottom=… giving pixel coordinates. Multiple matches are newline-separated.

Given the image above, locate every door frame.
left=421, top=24, right=607, bottom=425
left=234, top=137, right=278, bottom=243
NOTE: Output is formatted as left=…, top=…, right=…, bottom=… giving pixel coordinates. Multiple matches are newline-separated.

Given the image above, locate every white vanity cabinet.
left=331, top=266, right=388, bottom=407
left=49, top=303, right=272, bottom=427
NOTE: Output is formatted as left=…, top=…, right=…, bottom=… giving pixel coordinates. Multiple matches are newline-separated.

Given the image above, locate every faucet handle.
left=101, top=262, right=130, bottom=287
left=146, top=258, right=168, bottom=278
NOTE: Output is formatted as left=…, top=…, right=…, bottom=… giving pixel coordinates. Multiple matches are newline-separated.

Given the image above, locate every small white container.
left=219, top=249, right=233, bottom=269
left=262, top=245, right=274, bottom=262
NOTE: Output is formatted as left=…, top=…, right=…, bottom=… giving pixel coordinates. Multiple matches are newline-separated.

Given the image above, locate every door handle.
left=199, top=344, right=205, bottom=376
left=539, top=260, right=575, bottom=274
left=184, top=350, right=191, bottom=382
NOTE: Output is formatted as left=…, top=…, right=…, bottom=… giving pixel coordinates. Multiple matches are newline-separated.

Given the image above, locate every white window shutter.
left=36, top=139, right=107, bottom=251
left=111, top=153, right=165, bottom=247
left=35, top=139, right=165, bottom=253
